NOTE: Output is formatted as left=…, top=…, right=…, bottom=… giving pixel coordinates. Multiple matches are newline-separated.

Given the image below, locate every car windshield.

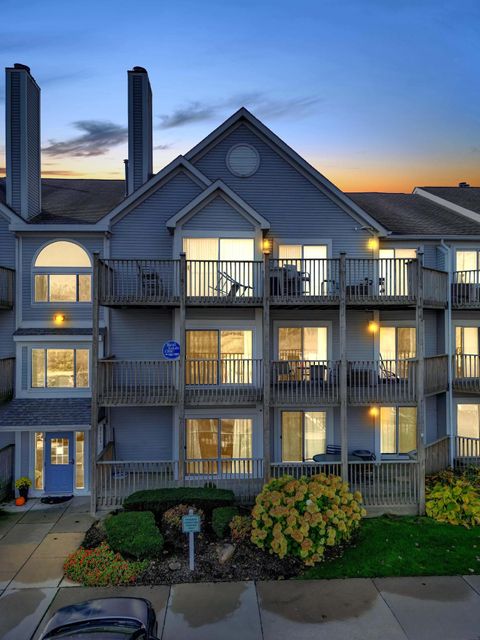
left=44, top=619, right=146, bottom=639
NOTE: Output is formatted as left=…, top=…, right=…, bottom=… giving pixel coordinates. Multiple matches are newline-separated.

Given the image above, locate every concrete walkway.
left=1, top=500, right=480, bottom=640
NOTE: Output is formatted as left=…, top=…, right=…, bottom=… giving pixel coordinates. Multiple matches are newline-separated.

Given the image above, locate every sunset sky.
left=0, top=0, right=479, bottom=192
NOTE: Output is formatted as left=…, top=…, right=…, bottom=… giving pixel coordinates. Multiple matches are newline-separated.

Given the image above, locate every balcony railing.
left=345, top=258, right=417, bottom=305
left=455, top=436, right=480, bottom=469
left=271, top=360, right=340, bottom=405
left=425, top=354, right=449, bottom=395
left=0, top=357, right=14, bottom=403
left=347, top=359, right=417, bottom=404
left=98, top=259, right=180, bottom=306
left=453, top=354, right=480, bottom=394
left=98, top=359, right=178, bottom=405
left=452, top=271, right=480, bottom=308
left=425, top=436, right=451, bottom=475
left=185, top=358, right=263, bottom=404
left=269, top=258, right=339, bottom=304
left=423, top=267, right=449, bottom=307
left=186, top=260, right=263, bottom=305
left=0, top=267, right=14, bottom=309
left=270, top=461, right=342, bottom=479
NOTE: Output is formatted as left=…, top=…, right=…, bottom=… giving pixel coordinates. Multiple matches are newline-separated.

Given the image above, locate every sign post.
left=182, top=509, right=201, bottom=571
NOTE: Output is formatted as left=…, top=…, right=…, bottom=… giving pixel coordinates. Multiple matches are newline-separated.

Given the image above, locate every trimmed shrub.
left=124, top=487, right=234, bottom=519
left=161, top=504, right=205, bottom=544
left=229, top=514, right=252, bottom=543
left=64, top=542, right=147, bottom=586
left=251, top=474, right=366, bottom=566
left=426, top=478, right=480, bottom=528
left=105, top=511, right=164, bottom=559
left=212, top=506, right=239, bottom=539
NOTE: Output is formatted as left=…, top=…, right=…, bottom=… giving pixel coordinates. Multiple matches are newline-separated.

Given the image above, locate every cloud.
left=41, top=170, right=85, bottom=176
left=154, top=143, right=172, bottom=150
left=157, top=92, right=321, bottom=129
left=43, top=121, right=127, bottom=157
left=471, top=146, right=480, bottom=154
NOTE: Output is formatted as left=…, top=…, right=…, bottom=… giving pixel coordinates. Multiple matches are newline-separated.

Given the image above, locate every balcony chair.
left=270, top=264, right=310, bottom=296
left=137, top=264, right=164, bottom=298
left=211, top=271, right=253, bottom=298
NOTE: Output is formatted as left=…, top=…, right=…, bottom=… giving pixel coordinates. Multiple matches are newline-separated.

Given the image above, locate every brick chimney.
left=5, top=63, right=41, bottom=219
left=127, top=66, right=153, bottom=195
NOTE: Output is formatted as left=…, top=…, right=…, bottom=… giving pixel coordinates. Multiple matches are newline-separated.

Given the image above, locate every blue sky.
left=0, top=0, right=479, bottom=191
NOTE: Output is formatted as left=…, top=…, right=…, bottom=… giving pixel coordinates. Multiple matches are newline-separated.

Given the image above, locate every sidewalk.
left=1, top=500, right=480, bottom=640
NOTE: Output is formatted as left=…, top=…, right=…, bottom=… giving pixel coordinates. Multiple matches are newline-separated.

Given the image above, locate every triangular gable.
left=93, top=156, right=212, bottom=229
left=166, top=180, right=270, bottom=230
left=185, top=107, right=389, bottom=236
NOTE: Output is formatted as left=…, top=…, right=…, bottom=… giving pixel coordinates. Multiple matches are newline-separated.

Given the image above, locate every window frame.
left=280, top=410, right=328, bottom=462
left=31, top=347, right=90, bottom=389
left=455, top=249, right=480, bottom=273
left=32, top=241, right=92, bottom=304
left=379, top=406, right=417, bottom=457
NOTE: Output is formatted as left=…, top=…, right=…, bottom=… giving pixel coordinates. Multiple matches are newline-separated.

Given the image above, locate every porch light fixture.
left=369, top=406, right=379, bottom=418
left=368, top=320, right=379, bottom=334
left=367, top=237, right=379, bottom=251
left=262, top=237, right=272, bottom=254
left=53, top=313, right=65, bottom=325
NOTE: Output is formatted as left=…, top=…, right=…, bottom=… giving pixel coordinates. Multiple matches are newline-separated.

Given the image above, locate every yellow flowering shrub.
left=251, top=474, right=366, bottom=566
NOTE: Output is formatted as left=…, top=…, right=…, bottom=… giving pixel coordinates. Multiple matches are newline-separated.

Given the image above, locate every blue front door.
left=45, top=432, right=74, bottom=493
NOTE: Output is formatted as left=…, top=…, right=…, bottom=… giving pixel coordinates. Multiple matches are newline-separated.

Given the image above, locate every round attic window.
left=226, top=144, right=260, bottom=177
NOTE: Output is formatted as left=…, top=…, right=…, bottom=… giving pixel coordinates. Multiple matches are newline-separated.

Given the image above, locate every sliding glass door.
left=379, top=326, right=416, bottom=377
left=281, top=411, right=327, bottom=461
left=455, top=327, right=479, bottom=377
left=186, top=330, right=253, bottom=384
left=278, top=326, right=327, bottom=381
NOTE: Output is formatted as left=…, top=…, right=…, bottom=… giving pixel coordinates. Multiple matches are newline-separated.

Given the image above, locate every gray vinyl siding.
left=109, top=309, right=173, bottom=359
left=21, top=431, right=30, bottom=477
left=26, top=76, right=41, bottom=218
left=6, top=70, right=22, bottom=215
left=425, top=396, right=438, bottom=443
left=182, top=195, right=254, bottom=231
left=21, top=235, right=103, bottom=322
left=193, top=124, right=371, bottom=257
left=436, top=394, right=447, bottom=439
left=0, top=215, right=15, bottom=358
left=111, top=170, right=202, bottom=258
left=422, top=244, right=437, bottom=269
left=21, top=346, right=28, bottom=390
left=111, top=407, right=173, bottom=460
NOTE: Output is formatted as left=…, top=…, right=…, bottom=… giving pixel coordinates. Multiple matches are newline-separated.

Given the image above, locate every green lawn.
left=302, top=516, right=480, bottom=579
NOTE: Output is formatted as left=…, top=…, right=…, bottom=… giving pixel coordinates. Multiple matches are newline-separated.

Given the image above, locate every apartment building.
left=0, top=64, right=479, bottom=514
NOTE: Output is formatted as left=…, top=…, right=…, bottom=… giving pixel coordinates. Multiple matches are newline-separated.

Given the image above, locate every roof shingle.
left=419, top=186, right=480, bottom=215
left=0, top=398, right=91, bottom=428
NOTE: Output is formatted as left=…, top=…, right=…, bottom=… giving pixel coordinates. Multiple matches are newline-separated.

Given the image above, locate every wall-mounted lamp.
left=54, top=313, right=66, bottom=325
left=369, top=406, right=379, bottom=418
left=367, top=237, right=379, bottom=251
left=262, top=237, right=272, bottom=254
left=368, top=320, right=379, bottom=334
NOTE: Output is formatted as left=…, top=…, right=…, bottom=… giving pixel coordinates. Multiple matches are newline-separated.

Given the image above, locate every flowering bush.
left=251, top=474, right=366, bottom=566
left=63, top=542, right=147, bottom=586
left=426, top=477, right=480, bottom=528
left=229, top=515, right=252, bottom=543
left=161, top=504, right=204, bottom=545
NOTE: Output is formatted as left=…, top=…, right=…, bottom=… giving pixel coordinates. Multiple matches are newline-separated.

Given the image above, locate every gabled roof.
left=414, top=186, right=480, bottom=220
left=347, top=192, right=480, bottom=236
left=185, top=107, right=389, bottom=236
left=166, top=179, right=270, bottom=230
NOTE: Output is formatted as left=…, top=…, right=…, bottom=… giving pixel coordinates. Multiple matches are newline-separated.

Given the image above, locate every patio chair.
left=211, top=270, right=253, bottom=298
left=351, top=449, right=376, bottom=461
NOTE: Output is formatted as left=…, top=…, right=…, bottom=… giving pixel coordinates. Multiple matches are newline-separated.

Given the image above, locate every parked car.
left=39, top=597, right=159, bottom=639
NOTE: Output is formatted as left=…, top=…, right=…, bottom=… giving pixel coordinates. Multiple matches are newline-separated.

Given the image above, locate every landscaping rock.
left=217, top=543, right=235, bottom=565
left=168, top=561, right=181, bottom=571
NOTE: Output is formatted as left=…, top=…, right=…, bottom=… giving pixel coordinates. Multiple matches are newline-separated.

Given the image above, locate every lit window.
left=380, top=407, right=416, bottom=455
left=277, top=245, right=328, bottom=296
left=34, top=432, right=44, bottom=490
left=281, top=411, right=327, bottom=461
left=34, top=241, right=92, bottom=303
left=50, top=438, right=69, bottom=464
left=75, top=432, right=85, bottom=489
left=186, top=330, right=253, bottom=384
left=32, top=348, right=90, bottom=388
left=457, top=404, right=480, bottom=439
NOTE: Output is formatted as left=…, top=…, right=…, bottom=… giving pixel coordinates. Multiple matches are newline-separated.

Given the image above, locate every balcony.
left=347, top=359, right=417, bottom=405
left=98, top=359, right=178, bottom=405
left=425, top=354, right=449, bottom=395
left=186, top=260, right=263, bottom=305
left=271, top=360, right=340, bottom=405
left=269, top=258, right=339, bottom=305
left=0, top=267, right=14, bottom=310
left=0, top=357, right=15, bottom=403
left=452, top=354, right=480, bottom=394
left=185, top=359, right=263, bottom=405
left=452, top=271, right=480, bottom=308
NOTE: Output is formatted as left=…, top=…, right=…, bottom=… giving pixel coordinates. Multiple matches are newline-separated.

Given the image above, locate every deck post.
left=339, top=253, right=348, bottom=482
left=90, top=252, right=100, bottom=516
left=178, top=253, right=187, bottom=482
left=416, top=252, right=426, bottom=514
left=263, top=250, right=271, bottom=484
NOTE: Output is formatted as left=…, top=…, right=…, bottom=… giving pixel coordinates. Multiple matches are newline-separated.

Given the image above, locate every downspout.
left=440, top=240, right=454, bottom=465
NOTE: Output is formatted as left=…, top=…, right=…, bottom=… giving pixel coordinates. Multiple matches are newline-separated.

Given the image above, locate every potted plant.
left=15, top=477, right=32, bottom=501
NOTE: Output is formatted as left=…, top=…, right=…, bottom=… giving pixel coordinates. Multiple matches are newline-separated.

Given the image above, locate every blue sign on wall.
left=163, top=341, right=180, bottom=360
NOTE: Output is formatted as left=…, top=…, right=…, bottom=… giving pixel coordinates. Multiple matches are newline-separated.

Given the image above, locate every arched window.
left=34, top=241, right=92, bottom=303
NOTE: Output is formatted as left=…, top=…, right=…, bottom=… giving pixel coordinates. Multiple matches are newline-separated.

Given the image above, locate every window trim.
left=378, top=406, right=417, bottom=458
left=280, top=409, right=328, bottom=462
left=274, top=239, right=332, bottom=259
left=31, top=347, right=90, bottom=389
left=273, top=320, right=332, bottom=361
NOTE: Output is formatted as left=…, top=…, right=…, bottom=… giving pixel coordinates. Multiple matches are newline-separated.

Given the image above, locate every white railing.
left=453, top=354, right=480, bottom=393
left=0, top=357, right=14, bottom=403
left=423, top=267, right=448, bottom=307
left=347, top=359, right=417, bottom=404
left=269, top=258, right=340, bottom=304
left=0, top=267, right=14, bottom=309
left=186, top=260, right=263, bottom=304
left=185, top=358, right=263, bottom=404
left=271, top=360, right=340, bottom=405
left=452, top=270, right=480, bottom=307
left=348, top=460, right=419, bottom=506
left=346, top=258, right=417, bottom=304
left=455, top=436, right=480, bottom=469
left=98, top=259, right=180, bottom=305
left=425, top=436, right=451, bottom=475
left=424, top=355, right=449, bottom=395
left=98, top=359, right=178, bottom=405
left=270, top=461, right=342, bottom=479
